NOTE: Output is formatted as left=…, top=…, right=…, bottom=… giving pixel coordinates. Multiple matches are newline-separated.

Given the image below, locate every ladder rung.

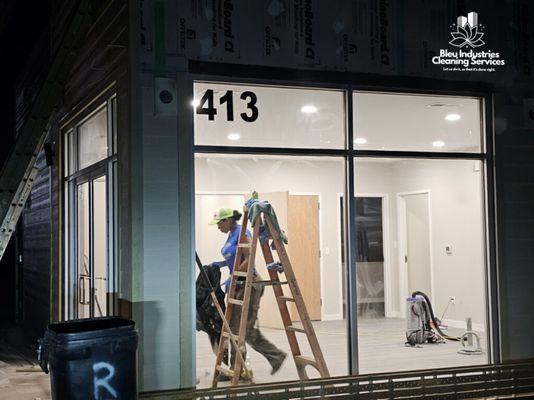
left=252, top=280, right=288, bottom=287
left=277, top=296, right=295, bottom=302
left=294, top=355, right=318, bottom=368
left=222, top=331, right=240, bottom=342
left=238, top=243, right=251, bottom=248
left=286, top=325, right=306, bottom=334
left=233, top=271, right=248, bottom=277
left=228, top=298, right=244, bottom=306
left=216, top=366, right=236, bottom=377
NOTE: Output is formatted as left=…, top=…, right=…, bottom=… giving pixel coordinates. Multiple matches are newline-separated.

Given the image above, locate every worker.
left=209, top=207, right=287, bottom=375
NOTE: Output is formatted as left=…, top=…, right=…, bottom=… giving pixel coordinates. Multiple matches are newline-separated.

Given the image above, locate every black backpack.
left=196, top=265, right=226, bottom=351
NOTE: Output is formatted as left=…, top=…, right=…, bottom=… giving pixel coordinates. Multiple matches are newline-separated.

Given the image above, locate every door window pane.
left=194, top=82, right=345, bottom=149
left=353, top=92, right=483, bottom=153
left=77, top=182, right=90, bottom=318
left=93, top=176, right=108, bottom=317
left=78, top=107, right=108, bottom=169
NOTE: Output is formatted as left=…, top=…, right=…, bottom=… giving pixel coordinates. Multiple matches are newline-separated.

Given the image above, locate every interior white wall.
left=391, top=159, right=486, bottom=328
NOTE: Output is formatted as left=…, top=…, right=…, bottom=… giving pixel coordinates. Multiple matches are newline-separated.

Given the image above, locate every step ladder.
left=212, top=199, right=330, bottom=386
left=0, top=0, right=92, bottom=262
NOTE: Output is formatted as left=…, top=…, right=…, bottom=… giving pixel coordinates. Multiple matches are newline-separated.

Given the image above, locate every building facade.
left=11, top=0, right=534, bottom=394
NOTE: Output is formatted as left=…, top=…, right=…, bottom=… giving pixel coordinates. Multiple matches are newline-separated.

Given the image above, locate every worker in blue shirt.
left=209, top=207, right=287, bottom=376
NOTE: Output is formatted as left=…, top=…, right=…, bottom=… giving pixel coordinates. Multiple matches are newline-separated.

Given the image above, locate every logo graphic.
left=449, top=12, right=485, bottom=48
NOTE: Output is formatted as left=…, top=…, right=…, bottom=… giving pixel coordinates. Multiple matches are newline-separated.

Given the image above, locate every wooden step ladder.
left=212, top=199, right=330, bottom=386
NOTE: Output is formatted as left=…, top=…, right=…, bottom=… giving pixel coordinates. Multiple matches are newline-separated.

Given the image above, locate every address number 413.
left=195, top=89, right=258, bottom=122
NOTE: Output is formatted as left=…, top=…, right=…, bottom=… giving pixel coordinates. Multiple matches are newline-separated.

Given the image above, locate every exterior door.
left=73, top=171, right=109, bottom=318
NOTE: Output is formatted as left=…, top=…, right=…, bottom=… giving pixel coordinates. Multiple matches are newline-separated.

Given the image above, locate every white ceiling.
left=194, top=82, right=482, bottom=153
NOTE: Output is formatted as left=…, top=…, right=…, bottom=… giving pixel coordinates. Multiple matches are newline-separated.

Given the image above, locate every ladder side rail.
left=231, top=214, right=261, bottom=385
left=259, top=240, right=308, bottom=380
left=212, top=212, right=251, bottom=386
left=0, top=0, right=92, bottom=262
left=264, top=214, right=331, bottom=378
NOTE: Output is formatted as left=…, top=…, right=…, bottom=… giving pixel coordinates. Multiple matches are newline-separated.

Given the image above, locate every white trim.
left=397, top=190, right=434, bottom=318
left=288, top=192, right=324, bottom=321
left=322, top=313, right=343, bottom=321
left=442, top=318, right=485, bottom=333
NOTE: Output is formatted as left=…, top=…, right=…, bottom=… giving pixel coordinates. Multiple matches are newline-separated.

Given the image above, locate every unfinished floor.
left=196, top=317, right=487, bottom=388
left=0, top=322, right=51, bottom=400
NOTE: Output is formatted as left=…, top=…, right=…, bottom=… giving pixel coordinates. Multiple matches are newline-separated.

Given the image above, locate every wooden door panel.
left=288, top=195, right=321, bottom=321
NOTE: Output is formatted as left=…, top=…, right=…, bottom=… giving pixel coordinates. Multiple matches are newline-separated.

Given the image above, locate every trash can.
left=38, top=317, right=138, bottom=400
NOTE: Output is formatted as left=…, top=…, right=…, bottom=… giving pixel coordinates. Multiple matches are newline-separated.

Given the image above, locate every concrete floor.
left=196, top=317, right=487, bottom=388
left=0, top=318, right=487, bottom=398
left=0, top=322, right=51, bottom=400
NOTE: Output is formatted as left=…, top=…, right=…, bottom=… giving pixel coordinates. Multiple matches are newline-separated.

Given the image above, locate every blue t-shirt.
left=220, top=224, right=252, bottom=291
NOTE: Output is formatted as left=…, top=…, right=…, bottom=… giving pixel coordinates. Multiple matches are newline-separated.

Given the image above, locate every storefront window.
left=354, top=158, right=488, bottom=373
left=194, top=82, right=345, bottom=149
left=353, top=92, right=483, bottom=153
left=194, top=154, right=348, bottom=386
left=193, top=80, right=489, bottom=386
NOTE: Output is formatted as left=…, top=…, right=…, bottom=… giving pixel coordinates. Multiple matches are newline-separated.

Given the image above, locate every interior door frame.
left=397, top=189, right=434, bottom=318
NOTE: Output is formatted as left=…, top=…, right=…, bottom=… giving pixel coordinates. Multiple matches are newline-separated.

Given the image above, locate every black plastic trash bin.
left=38, top=317, right=138, bottom=400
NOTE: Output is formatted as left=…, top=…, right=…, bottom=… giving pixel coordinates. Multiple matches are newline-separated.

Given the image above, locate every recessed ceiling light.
left=227, top=133, right=241, bottom=141
left=354, top=137, right=368, bottom=145
left=445, top=113, right=461, bottom=121
left=432, top=140, right=445, bottom=148
left=301, top=105, right=318, bottom=114
left=191, top=99, right=200, bottom=107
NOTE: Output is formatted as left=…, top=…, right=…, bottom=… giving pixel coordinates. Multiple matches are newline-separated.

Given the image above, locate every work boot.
left=270, top=352, right=287, bottom=375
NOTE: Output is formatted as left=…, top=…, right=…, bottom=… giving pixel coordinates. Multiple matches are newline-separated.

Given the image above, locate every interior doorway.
left=339, top=195, right=389, bottom=318
left=398, top=191, right=433, bottom=312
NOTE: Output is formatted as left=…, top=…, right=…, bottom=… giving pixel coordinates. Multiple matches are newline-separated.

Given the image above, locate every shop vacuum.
left=405, top=291, right=462, bottom=346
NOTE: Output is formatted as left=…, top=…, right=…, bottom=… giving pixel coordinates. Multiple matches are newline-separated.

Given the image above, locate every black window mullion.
left=345, top=88, right=359, bottom=375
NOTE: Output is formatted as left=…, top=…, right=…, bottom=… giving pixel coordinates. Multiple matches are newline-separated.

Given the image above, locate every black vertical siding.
left=13, top=0, right=129, bottom=326
left=495, top=92, right=534, bottom=360
left=21, top=153, right=51, bottom=338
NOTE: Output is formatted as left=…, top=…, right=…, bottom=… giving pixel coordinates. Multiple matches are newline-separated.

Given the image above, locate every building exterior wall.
left=129, top=1, right=533, bottom=390
left=11, top=0, right=534, bottom=393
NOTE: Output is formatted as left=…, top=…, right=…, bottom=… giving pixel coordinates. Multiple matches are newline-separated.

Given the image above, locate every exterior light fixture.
left=191, top=99, right=200, bottom=107
left=354, top=137, right=368, bottom=145
left=301, top=105, right=318, bottom=114
left=227, top=133, right=241, bottom=141
left=445, top=113, right=461, bottom=121
left=432, top=140, right=445, bottom=148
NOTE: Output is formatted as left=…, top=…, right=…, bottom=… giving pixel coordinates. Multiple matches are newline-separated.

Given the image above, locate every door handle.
left=78, top=276, right=90, bottom=305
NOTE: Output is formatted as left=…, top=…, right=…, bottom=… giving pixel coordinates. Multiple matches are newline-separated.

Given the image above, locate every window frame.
left=61, top=92, right=118, bottom=320
left=189, top=70, right=498, bottom=375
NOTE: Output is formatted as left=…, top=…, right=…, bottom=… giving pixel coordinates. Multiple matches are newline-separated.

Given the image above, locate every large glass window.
left=63, top=96, right=117, bottom=320
left=354, top=158, right=488, bottom=373
left=194, top=82, right=345, bottom=149
left=193, top=81, right=490, bottom=386
left=353, top=92, right=483, bottom=153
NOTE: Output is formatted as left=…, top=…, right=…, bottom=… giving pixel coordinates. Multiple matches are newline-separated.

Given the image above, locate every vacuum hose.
left=411, top=291, right=462, bottom=342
